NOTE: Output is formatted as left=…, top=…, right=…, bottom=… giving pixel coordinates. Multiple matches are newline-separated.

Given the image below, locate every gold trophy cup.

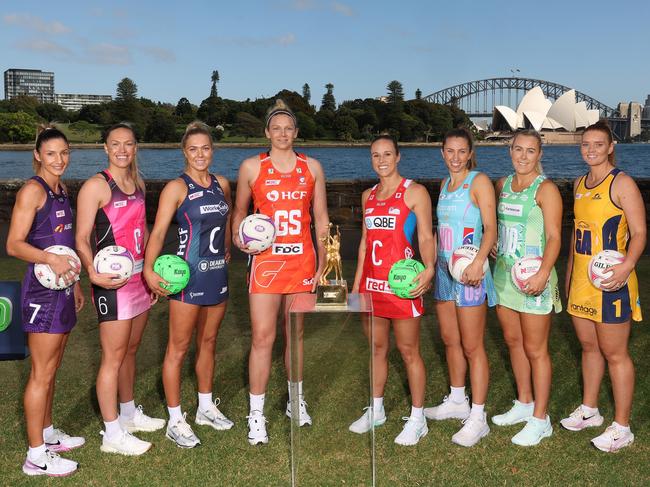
left=316, top=223, right=348, bottom=308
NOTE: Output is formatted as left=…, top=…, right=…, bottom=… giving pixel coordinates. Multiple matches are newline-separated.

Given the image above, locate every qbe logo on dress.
left=365, top=216, right=396, bottom=230
left=0, top=297, right=12, bottom=332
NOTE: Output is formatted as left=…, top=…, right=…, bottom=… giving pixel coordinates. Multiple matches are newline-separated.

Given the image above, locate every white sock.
left=613, top=421, right=631, bottom=432
left=517, top=399, right=534, bottom=407
left=119, top=400, right=136, bottom=420
left=42, top=424, right=54, bottom=440
left=198, top=392, right=213, bottom=411
left=411, top=406, right=424, bottom=420
left=373, top=397, right=384, bottom=413
left=103, top=418, right=123, bottom=439
left=470, top=403, right=485, bottom=417
left=581, top=404, right=599, bottom=415
left=28, top=443, right=47, bottom=462
left=449, top=386, right=465, bottom=404
left=287, top=381, right=304, bottom=400
left=167, top=405, right=183, bottom=424
left=250, top=393, right=265, bottom=414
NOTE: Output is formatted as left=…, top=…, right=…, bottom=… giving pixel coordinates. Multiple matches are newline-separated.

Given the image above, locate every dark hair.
left=511, top=129, right=543, bottom=174
left=371, top=134, right=399, bottom=155
left=102, top=122, right=141, bottom=185
left=442, top=127, right=476, bottom=169
left=33, top=125, right=69, bottom=173
left=582, top=120, right=616, bottom=165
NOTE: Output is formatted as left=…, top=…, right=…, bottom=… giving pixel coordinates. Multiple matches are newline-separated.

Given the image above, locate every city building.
left=643, top=95, right=650, bottom=119
left=4, top=68, right=55, bottom=103
left=54, top=93, right=112, bottom=111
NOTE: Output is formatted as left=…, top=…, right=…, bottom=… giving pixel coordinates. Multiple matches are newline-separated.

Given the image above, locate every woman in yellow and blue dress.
left=562, top=121, right=645, bottom=452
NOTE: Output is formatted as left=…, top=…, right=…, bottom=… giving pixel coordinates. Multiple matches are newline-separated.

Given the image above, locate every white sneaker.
left=247, top=410, right=269, bottom=445
left=100, top=429, right=152, bottom=456
left=120, top=405, right=166, bottom=433
left=196, top=398, right=234, bottom=431
left=560, top=405, right=604, bottom=432
left=492, top=400, right=534, bottom=426
left=22, top=450, right=77, bottom=477
left=349, top=407, right=387, bottom=434
left=591, top=424, right=635, bottom=453
left=424, top=395, right=470, bottom=421
left=166, top=414, right=201, bottom=448
left=451, top=412, right=490, bottom=447
left=394, top=416, right=428, bottom=446
left=44, top=428, right=85, bottom=453
left=285, top=399, right=312, bottom=426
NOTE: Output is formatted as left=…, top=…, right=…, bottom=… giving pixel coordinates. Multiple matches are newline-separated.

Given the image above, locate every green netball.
left=154, top=254, right=190, bottom=294
left=388, top=259, right=425, bottom=299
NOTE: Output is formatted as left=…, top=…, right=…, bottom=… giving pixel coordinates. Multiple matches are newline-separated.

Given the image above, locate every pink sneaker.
left=591, top=424, right=634, bottom=452
left=560, top=406, right=604, bottom=431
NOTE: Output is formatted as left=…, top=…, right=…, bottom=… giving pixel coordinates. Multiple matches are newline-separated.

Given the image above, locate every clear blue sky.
left=2, top=0, right=649, bottom=108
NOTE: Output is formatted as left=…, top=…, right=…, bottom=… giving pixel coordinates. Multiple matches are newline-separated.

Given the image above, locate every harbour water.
left=1, top=144, right=649, bottom=181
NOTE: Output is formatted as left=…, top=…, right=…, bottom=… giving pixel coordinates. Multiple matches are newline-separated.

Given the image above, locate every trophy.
left=316, top=223, right=348, bottom=308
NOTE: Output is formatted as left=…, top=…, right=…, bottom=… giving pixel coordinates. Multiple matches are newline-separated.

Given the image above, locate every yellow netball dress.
left=568, top=168, right=642, bottom=323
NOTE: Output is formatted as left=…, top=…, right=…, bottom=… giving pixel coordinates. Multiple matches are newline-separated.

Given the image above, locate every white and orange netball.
left=238, top=214, right=276, bottom=252
left=588, top=250, right=626, bottom=290
left=93, top=245, right=134, bottom=280
left=34, top=245, right=81, bottom=290
left=448, top=245, right=488, bottom=282
left=511, top=255, right=547, bottom=292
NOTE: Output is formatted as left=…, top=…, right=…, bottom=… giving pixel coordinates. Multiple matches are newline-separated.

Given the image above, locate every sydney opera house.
left=490, top=86, right=599, bottom=141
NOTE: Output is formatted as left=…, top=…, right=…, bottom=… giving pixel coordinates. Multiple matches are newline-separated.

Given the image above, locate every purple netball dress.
left=21, top=176, right=77, bottom=334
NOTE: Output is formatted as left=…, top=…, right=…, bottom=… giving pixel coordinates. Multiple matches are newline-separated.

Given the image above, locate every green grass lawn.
left=0, top=258, right=648, bottom=486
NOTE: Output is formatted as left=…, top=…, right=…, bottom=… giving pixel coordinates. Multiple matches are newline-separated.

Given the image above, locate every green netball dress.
left=493, top=174, right=561, bottom=314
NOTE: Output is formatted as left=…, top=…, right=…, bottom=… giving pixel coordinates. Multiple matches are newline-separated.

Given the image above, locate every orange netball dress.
left=248, top=152, right=316, bottom=294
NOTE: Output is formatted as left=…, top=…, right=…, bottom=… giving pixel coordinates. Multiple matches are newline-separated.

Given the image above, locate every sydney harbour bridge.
left=421, top=77, right=648, bottom=138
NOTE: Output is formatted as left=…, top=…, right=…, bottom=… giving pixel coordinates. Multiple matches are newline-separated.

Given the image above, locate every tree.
left=175, top=97, right=195, bottom=123
left=295, top=112, right=316, bottom=140
left=415, top=88, right=422, bottom=100
left=334, top=114, right=360, bottom=141
left=211, top=70, right=220, bottom=98
left=0, top=95, right=40, bottom=116
left=302, top=83, right=311, bottom=104
left=0, top=111, right=38, bottom=143
left=197, top=96, right=226, bottom=127
left=231, top=112, right=264, bottom=141
left=387, top=80, right=404, bottom=104
left=116, top=78, right=138, bottom=101
left=145, top=108, right=177, bottom=142
left=36, top=103, right=71, bottom=123
left=321, top=83, right=336, bottom=111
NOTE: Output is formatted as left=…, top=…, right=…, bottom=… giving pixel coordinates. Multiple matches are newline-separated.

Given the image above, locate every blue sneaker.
left=492, top=400, right=534, bottom=426
left=511, top=415, right=553, bottom=446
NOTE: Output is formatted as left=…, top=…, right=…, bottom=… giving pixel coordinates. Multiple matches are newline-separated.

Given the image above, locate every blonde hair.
left=33, top=125, right=69, bottom=174
left=511, top=129, right=544, bottom=174
left=103, top=122, right=142, bottom=188
left=265, top=99, right=297, bottom=129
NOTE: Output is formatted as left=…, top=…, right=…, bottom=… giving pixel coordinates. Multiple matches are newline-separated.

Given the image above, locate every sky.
left=1, top=0, right=649, bottom=109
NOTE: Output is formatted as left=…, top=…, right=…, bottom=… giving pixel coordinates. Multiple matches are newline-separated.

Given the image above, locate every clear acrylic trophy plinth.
left=287, top=293, right=375, bottom=486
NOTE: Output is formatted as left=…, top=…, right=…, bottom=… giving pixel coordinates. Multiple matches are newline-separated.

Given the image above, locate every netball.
left=93, top=245, right=135, bottom=281
left=153, top=254, right=191, bottom=294
left=588, top=250, right=626, bottom=290
left=33, top=245, right=81, bottom=290
left=511, top=255, right=546, bottom=292
left=448, top=245, right=488, bottom=282
left=388, top=258, right=425, bottom=298
left=238, top=213, right=276, bottom=252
